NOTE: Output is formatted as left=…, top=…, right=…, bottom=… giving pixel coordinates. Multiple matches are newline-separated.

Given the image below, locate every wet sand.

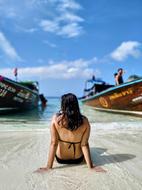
left=0, top=127, right=142, bottom=190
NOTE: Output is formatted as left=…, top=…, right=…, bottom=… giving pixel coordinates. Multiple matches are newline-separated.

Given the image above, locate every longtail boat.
left=0, top=75, right=39, bottom=113
left=81, top=77, right=142, bottom=116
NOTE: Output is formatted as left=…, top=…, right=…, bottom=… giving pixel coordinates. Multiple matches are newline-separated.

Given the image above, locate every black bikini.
left=55, top=138, right=84, bottom=164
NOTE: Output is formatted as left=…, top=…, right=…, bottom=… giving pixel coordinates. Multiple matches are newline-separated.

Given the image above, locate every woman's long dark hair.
left=58, top=93, right=84, bottom=131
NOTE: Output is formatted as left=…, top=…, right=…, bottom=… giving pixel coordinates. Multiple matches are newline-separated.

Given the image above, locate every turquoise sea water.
left=0, top=98, right=141, bottom=132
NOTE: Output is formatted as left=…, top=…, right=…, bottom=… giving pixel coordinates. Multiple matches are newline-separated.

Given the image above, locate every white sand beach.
left=0, top=126, right=142, bottom=190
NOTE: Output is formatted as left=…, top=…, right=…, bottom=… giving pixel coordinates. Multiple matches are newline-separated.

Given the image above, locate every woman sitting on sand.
left=37, top=93, right=106, bottom=172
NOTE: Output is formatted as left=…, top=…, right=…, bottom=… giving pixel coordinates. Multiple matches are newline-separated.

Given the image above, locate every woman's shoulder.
left=80, top=115, right=90, bottom=129
left=82, top=115, right=89, bottom=123
left=51, top=112, right=64, bottom=127
left=52, top=113, right=61, bottom=122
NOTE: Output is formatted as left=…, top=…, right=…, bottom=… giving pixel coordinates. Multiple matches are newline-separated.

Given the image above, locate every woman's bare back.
left=53, top=114, right=89, bottom=160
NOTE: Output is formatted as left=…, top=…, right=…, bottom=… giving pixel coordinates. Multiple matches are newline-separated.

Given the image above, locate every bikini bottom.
left=55, top=155, right=84, bottom=164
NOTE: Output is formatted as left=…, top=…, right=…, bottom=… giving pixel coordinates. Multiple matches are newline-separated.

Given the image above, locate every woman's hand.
left=34, top=167, right=50, bottom=173
left=91, top=165, right=107, bottom=172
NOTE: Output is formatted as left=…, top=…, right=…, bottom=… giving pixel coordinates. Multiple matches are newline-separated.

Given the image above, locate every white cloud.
left=17, top=27, right=38, bottom=33
left=39, top=0, right=84, bottom=38
left=58, top=0, right=82, bottom=11
left=40, top=19, right=83, bottom=37
left=0, top=0, right=84, bottom=38
left=40, top=20, right=59, bottom=32
left=110, top=41, right=141, bottom=61
left=58, top=22, right=83, bottom=37
left=0, top=31, right=21, bottom=61
left=58, top=12, right=84, bottom=22
left=0, top=57, right=99, bottom=80
left=43, top=40, right=57, bottom=48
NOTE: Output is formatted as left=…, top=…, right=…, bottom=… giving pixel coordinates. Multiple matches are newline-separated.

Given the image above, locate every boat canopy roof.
left=19, top=81, right=39, bottom=90
left=86, top=77, right=105, bottom=84
left=83, top=76, right=114, bottom=97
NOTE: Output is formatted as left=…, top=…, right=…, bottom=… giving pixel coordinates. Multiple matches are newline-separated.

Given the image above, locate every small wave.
left=91, top=120, right=142, bottom=130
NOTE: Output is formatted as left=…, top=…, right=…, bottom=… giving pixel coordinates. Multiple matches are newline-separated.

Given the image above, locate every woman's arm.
left=81, top=119, right=93, bottom=168
left=36, top=116, right=58, bottom=172
left=81, top=118, right=106, bottom=172
left=46, top=119, right=58, bottom=169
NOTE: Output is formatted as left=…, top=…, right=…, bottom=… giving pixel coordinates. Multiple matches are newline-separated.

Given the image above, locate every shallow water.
left=0, top=98, right=142, bottom=190
left=0, top=98, right=141, bottom=132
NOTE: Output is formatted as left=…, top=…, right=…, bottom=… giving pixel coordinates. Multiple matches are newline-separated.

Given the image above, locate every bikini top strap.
left=58, top=138, right=81, bottom=158
left=58, top=138, right=81, bottom=144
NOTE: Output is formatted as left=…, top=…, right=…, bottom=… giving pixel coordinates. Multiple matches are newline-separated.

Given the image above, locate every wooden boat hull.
left=81, top=79, right=142, bottom=115
left=0, top=76, right=39, bottom=113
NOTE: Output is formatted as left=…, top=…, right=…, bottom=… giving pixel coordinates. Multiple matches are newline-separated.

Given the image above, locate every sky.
left=0, top=0, right=142, bottom=97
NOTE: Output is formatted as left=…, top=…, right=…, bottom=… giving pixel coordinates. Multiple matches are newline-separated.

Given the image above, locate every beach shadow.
left=90, top=147, right=136, bottom=166
left=53, top=147, right=136, bottom=169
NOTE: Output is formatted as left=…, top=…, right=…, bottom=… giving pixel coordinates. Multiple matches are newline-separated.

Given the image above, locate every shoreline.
left=0, top=127, right=142, bottom=190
